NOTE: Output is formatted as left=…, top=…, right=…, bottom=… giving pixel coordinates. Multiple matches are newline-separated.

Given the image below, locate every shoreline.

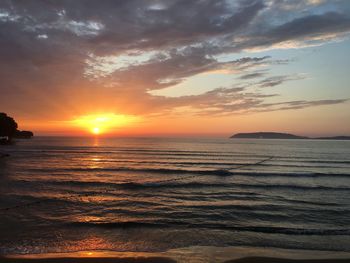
left=0, top=257, right=175, bottom=263
left=225, top=258, right=350, bottom=263
left=1, top=256, right=349, bottom=263
left=2, top=247, right=350, bottom=263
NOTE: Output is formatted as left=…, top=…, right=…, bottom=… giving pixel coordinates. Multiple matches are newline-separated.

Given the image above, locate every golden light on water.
left=72, top=113, right=139, bottom=135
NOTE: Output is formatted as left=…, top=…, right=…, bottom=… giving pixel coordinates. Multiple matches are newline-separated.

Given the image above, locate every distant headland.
left=230, top=132, right=350, bottom=140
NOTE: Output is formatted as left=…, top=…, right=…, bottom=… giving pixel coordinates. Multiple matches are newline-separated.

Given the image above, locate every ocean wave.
left=68, top=221, right=350, bottom=235
left=211, top=225, right=350, bottom=235
left=232, top=171, right=350, bottom=178
left=256, top=163, right=349, bottom=169
left=70, top=221, right=161, bottom=228
left=42, top=179, right=350, bottom=191
left=14, top=149, right=265, bottom=158
left=29, top=167, right=234, bottom=176
left=29, top=166, right=350, bottom=178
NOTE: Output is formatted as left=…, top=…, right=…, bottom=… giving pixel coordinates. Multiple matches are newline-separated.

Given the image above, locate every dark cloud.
left=273, top=99, right=349, bottom=111
left=257, top=74, right=306, bottom=88
left=234, top=11, right=350, bottom=51
left=239, top=72, right=266, bottom=80
left=0, top=0, right=348, bottom=118
left=256, top=99, right=349, bottom=112
left=153, top=87, right=347, bottom=116
left=91, top=54, right=271, bottom=93
left=268, top=12, right=350, bottom=40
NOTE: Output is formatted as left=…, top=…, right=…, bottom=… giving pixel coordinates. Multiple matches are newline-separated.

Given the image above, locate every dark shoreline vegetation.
left=230, top=132, right=350, bottom=140
left=0, top=113, right=33, bottom=145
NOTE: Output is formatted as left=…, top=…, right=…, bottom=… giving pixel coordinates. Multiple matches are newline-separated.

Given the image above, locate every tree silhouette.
left=0, top=113, right=18, bottom=142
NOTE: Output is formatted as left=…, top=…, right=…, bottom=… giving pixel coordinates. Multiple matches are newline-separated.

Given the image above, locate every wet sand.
left=2, top=246, right=350, bottom=263
left=0, top=258, right=175, bottom=263
left=1, top=256, right=350, bottom=263
left=224, top=257, right=350, bottom=263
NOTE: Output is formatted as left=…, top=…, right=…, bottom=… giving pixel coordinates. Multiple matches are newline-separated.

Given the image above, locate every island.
left=231, top=132, right=307, bottom=139
left=230, top=132, right=350, bottom=140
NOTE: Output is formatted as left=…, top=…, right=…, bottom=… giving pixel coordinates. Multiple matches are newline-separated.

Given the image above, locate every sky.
left=0, top=0, right=350, bottom=137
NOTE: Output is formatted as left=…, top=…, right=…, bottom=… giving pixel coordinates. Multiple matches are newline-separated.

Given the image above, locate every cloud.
left=272, top=99, right=349, bottom=110
left=257, top=74, right=307, bottom=88
left=238, top=11, right=350, bottom=51
left=149, top=87, right=347, bottom=116
left=257, top=99, right=349, bottom=112
left=239, top=72, right=266, bottom=80
left=0, top=0, right=348, bottom=119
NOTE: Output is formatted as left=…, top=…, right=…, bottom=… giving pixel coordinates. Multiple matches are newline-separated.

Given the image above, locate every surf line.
left=0, top=156, right=274, bottom=212
left=145, top=156, right=274, bottom=184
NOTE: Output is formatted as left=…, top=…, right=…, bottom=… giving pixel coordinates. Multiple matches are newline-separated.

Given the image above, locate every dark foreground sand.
left=1, top=257, right=349, bottom=263
left=0, top=257, right=175, bottom=263
left=224, top=257, right=350, bottom=263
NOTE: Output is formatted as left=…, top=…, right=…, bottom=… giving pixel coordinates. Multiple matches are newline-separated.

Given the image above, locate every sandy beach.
left=1, top=256, right=349, bottom=263
left=2, top=248, right=350, bottom=263
left=0, top=257, right=176, bottom=263
left=224, top=257, right=350, bottom=263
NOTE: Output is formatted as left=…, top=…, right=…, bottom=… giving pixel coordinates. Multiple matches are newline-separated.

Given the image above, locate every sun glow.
left=92, top=127, right=100, bottom=135
left=72, top=113, right=139, bottom=135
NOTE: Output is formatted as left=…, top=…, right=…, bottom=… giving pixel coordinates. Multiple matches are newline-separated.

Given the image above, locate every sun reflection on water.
left=93, top=137, right=100, bottom=147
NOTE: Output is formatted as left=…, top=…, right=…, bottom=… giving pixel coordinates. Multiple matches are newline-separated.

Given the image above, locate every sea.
left=0, top=137, right=350, bottom=260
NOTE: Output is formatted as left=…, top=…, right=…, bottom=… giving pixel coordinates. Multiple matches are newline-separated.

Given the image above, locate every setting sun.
left=92, top=127, right=100, bottom=135
left=71, top=113, right=139, bottom=135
